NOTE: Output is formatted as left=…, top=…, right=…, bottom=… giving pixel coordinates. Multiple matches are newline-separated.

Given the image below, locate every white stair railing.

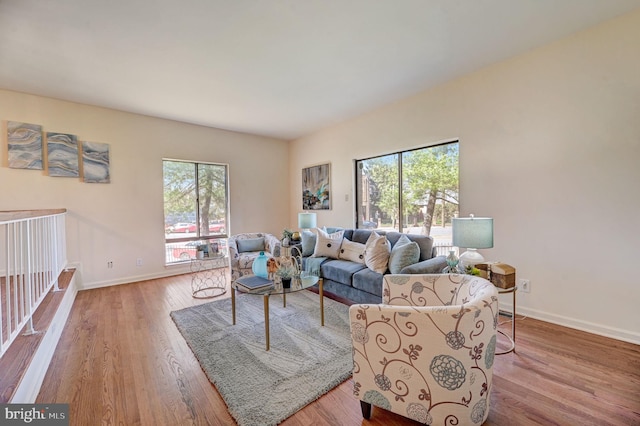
left=0, top=209, right=67, bottom=358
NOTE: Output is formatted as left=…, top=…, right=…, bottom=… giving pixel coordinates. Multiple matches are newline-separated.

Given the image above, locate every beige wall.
left=0, top=90, right=290, bottom=288
left=289, top=10, right=640, bottom=343
left=1, top=9, right=638, bottom=343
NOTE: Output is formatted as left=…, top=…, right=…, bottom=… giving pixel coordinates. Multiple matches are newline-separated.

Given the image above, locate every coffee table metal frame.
left=231, top=274, right=322, bottom=351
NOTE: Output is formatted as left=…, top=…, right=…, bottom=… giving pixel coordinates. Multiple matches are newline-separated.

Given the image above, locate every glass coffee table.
left=231, top=273, right=322, bottom=351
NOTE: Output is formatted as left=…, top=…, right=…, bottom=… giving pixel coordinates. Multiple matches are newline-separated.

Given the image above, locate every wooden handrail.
left=0, top=209, right=67, bottom=223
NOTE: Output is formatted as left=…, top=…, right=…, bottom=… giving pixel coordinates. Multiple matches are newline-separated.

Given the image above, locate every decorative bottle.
left=252, top=251, right=269, bottom=278
left=446, top=250, right=459, bottom=273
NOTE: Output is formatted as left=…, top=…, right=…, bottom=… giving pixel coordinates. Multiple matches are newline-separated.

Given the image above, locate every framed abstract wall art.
left=81, top=141, right=110, bottom=183
left=302, top=163, right=331, bottom=210
left=6, top=121, right=43, bottom=170
left=47, top=132, right=79, bottom=177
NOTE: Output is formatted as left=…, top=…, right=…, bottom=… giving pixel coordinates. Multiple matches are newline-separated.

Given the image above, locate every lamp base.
left=459, top=249, right=485, bottom=272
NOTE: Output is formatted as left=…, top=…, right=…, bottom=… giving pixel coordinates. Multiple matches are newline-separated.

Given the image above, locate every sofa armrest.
left=399, top=255, right=447, bottom=274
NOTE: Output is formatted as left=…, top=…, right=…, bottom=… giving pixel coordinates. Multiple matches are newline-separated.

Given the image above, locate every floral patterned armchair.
left=349, top=274, right=499, bottom=425
left=228, top=232, right=281, bottom=281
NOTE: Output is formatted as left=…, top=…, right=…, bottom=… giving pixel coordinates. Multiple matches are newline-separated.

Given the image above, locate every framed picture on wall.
left=81, top=141, right=110, bottom=183
left=6, top=121, right=44, bottom=170
left=46, top=132, right=79, bottom=177
left=302, top=163, right=331, bottom=210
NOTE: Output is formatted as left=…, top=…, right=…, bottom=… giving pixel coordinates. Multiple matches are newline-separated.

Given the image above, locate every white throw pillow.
left=364, top=231, right=391, bottom=273
left=338, top=238, right=366, bottom=264
left=312, top=228, right=344, bottom=259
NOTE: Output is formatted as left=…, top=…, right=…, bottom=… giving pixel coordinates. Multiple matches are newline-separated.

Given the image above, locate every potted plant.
left=276, top=264, right=296, bottom=289
left=281, top=229, right=294, bottom=246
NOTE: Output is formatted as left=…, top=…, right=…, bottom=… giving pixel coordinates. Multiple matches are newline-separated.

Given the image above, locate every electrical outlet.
left=136, top=258, right=143, bottom=267
left=107, top=261, right=113, bottom=268
left=519, top=278, right=530, bottom=293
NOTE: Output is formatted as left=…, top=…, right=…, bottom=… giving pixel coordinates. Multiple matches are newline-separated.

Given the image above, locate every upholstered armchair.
left=228, top=233, right=281, bottom=281
left=349, top=274, right=499, bottom=425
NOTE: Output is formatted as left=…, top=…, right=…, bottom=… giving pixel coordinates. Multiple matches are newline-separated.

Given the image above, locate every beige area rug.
left=170, top=290, right=353, bottom=426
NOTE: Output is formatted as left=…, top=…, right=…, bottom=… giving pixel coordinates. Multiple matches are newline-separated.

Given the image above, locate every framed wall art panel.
left=47, top=132, right=79, bottom=177
left=81, top=141, right=110, bottom=183
left=302, top=163, right=331, bottom=210
left=6, top=121, right=43, bottom=170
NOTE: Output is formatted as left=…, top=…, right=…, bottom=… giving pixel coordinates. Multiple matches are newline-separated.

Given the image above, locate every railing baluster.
left=15, top=223, right=21, bottom=335
left=24, top=219, right=35, bottom=336
left=0, top=210, right=67, bottom=356
left=1, top=223, right=6, bottom=351
left=52, top=215, right=61, bottom=292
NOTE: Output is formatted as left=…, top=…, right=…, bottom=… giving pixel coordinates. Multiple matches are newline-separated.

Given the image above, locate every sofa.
left=300, top=228, right=447, bottom=304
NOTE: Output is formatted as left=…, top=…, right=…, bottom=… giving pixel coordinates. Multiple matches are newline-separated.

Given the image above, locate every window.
left=355, top=141, right=459, bottom=254
left=163, top=160, right=229, bottom=264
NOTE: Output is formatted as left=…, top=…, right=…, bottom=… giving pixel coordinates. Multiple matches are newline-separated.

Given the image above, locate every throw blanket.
left=305, top=257, right=326, bottom=276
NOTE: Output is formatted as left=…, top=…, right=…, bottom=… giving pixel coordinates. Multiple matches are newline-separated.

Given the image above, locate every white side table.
left=190, top=255, right=228, bottom=299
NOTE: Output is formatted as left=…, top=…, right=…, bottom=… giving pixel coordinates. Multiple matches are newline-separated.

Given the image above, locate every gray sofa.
left=300, top=228, right=447, bottom=304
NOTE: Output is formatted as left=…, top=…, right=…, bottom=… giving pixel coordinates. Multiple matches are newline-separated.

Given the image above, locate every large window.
left=163, top=160, right=229, bottom=264
left=355, top=141, right=459, bottom=253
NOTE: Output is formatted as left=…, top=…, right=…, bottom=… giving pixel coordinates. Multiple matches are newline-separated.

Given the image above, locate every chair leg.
left=360, top=401, right=372, bottom=419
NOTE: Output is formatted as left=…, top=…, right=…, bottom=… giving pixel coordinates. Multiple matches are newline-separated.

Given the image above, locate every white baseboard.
left=500, top=301, right=640, bottom=345
left=11, top=273, right=78, bottom=403
left=80, top=269, right=639, bottom=346
left=79, top=265, right=192, bottom=290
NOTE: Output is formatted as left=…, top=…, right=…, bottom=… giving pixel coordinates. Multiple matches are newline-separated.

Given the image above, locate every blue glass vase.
left=252, top=251, right=268, bottom=279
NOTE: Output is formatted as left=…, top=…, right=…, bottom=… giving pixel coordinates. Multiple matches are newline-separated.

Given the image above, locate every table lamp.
left=298, top=212, right=317, bottom=231
left=452, top=214, right=493, bottom=271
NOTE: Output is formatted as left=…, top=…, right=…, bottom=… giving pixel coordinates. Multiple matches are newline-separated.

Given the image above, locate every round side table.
left=190, top=255, right=228, bottom=299
left=496, top=285, right=517, bottom=355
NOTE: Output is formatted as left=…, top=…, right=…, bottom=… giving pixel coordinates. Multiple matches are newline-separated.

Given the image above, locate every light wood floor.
left=36, top=274, right=640, bottom=425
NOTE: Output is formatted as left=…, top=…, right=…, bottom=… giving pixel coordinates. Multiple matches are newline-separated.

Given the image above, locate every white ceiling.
left=1, top=1, right=639, bottom=140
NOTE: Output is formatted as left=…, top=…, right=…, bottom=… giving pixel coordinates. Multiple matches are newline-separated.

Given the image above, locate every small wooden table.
left=231, top=274, right=323, bottom=351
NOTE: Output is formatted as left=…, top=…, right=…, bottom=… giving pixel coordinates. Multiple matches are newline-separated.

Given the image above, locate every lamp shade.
left=298, top=212, right=317, bottom=229
left=452, top=216, right=493, bottom=249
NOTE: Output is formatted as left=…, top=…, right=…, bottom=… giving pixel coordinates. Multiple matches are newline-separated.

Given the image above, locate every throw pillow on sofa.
left=388, top=234, right=420, bottom=274
left=364, top=231, right=391, bottom=273
left=338, top=238, right=366, bottom=264
left=312, top=228, right=344, bottom=258
left=301, top=230, right=317, bottom=256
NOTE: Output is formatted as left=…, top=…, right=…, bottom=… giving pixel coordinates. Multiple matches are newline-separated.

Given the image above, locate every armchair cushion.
left=236, top=237, right=265, bottom=253
left=350, top=274, right=498, bottom=425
